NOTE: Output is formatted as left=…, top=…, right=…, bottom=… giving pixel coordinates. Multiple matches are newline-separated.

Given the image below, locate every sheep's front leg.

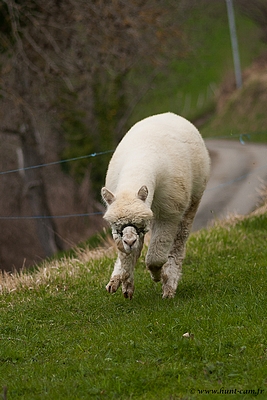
left=106, top=255, right=123, bottom=294
left=106, top=249, right=139, bottom=299
left=120, top=251, right=135, bottom=299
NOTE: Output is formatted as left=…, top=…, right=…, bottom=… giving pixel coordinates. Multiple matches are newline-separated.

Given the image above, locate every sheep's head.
left=112, top=224, right=145, bottom=254
left=101, top=185, right=153, bottom=254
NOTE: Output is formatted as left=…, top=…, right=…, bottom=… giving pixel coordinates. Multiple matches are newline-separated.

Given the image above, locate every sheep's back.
left=105, top=113, right=210, bottom=215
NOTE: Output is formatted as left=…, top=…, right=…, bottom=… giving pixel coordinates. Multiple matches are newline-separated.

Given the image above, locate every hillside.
left=0, top=190, right=267, bottom=399
left=1, top=3, right=267, bottom=398
left=0, top=1, right=266, bottom=273
left=201, top=51, right=267, bottom=141
left=128, top=2, right=266, bottom=127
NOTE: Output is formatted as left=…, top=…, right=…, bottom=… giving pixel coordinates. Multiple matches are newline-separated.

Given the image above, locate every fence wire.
left=0, top=132, right=266, bottom=220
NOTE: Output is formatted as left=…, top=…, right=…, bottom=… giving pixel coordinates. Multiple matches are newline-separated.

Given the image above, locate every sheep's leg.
left=106, top=255, right=123, bottom=294
left=146, top=220, right=178, bottom=282
left=161, top=198, right=201, bottom=298
left=120, top=251, right=137, bottom=299
left=106, top=238, right=144, bottom=299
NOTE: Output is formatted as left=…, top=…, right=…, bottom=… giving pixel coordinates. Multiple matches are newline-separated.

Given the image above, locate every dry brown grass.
left=251, top=183, right=267, bottom=216
left=0, top=239, right=116, bottom=294
left=1, top=186, right=266, bottom=294
left=203, top=53, right=267, bottom=138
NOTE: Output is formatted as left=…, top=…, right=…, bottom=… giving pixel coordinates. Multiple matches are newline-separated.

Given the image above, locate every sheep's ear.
left=137, top=185, right=148, bottom=202
left=101, top=187, right=115, bottom=205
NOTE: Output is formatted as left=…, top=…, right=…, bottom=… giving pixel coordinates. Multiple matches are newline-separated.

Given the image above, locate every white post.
left=226, top=0, right=242, bottom=88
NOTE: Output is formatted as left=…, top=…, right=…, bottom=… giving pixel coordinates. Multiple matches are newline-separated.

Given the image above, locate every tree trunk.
left=20, top=121, right=63, bottom=258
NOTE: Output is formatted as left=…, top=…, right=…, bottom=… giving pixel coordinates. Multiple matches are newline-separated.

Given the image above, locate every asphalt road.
left=193, top=139, right=267, bottom=231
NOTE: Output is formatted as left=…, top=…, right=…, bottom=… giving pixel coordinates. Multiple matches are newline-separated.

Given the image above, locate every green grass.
left=127, top=2, right=267, bottom=145
left=129, top=3, right=266, bottom=127
left=1, top=211, right=267, bottom=399
left=200, top=72, right=267, bottom=142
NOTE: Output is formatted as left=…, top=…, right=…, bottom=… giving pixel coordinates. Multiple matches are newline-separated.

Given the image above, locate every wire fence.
left=0, top=150, right=114, bottom=176
left=0, top=131, right=266, bottom=220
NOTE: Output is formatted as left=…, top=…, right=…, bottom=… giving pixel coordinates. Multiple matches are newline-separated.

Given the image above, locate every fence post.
left=226, top=0, right=242, bottom=88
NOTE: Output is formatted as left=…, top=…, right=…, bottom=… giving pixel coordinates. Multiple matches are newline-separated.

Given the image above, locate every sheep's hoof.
left=106, top=276, right=121, bottom=294
left=122, top=282, right=134, bottom=300
left=162, top=284, right=176, bottom=299
left=123, top=291, right=133, bottom=300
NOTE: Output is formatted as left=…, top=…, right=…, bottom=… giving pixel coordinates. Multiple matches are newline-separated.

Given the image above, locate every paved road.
left=193, top=140, right=267, bottom=231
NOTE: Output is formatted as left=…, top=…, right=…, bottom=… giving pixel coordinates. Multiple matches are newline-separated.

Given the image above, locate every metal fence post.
left=226, top=0, right=243, bottom=88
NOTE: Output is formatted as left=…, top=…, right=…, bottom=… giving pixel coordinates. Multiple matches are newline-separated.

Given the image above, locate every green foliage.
left=58, top=91, right=94, bottom=181
left=90, top=74, right=127, bottom=195
left=93, top=74, right=126, bottom=144
left=60, top=74, right=127, bottom=196
left=1, top=213, right=267, bottom=399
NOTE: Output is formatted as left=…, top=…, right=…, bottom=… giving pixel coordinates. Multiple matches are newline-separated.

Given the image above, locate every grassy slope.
left=1, top=208, right=267, bottom=399
left=1, top=5, right=267, bottom=400
left=128, top=2, right=266, bottom=129
left=200, top=65, right=267, bottom=141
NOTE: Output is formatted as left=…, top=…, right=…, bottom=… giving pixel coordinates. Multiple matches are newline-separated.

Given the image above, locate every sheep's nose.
left=123, top=237, right=137, bottom=247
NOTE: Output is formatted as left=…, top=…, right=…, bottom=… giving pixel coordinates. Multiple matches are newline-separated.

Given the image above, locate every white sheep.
left=101, top=112, right=210, bottom=299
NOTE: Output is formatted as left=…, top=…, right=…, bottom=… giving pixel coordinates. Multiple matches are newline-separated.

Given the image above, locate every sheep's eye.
left=112, top=223, right=147, bottom=238
left=112, top=226, right=123, bottom=236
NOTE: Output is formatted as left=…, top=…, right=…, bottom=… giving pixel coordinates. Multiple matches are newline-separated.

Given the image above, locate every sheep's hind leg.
left=146, top=220, right=178, bottom=282
left=161, top=255, right=182, bottom=299
left=161, top=198, right=201, bottom=299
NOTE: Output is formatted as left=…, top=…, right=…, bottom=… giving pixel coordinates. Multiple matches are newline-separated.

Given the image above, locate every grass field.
left=1, top=4, right=267, bottom=399
left=129, top=2, right=266, bottom=128
left=1, top=204, right=267, bottom=399
left=200, top=65, right=267, bottom=142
